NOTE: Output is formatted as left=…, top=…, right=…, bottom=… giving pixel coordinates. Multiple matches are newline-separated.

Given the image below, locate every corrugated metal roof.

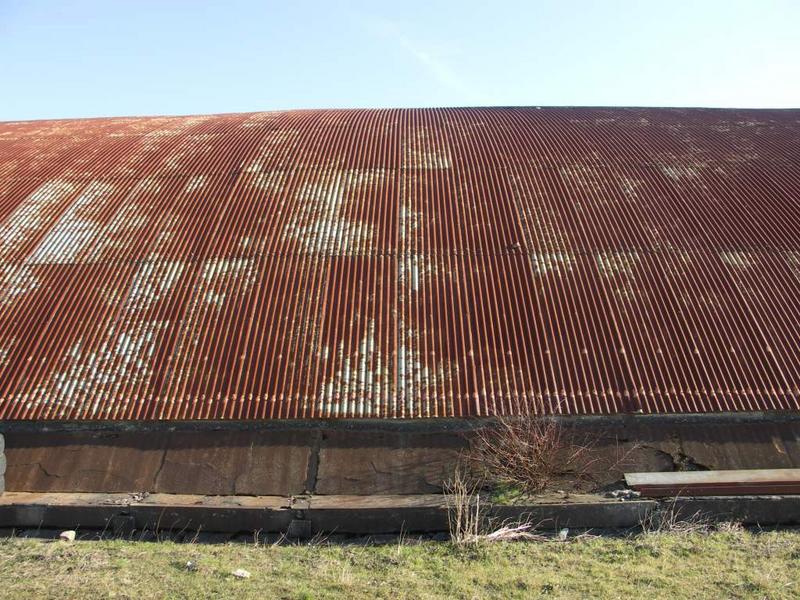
left=0, top=107, right=799, bottom=419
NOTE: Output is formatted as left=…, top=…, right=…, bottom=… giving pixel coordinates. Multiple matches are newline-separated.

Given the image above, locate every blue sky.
left=1, top=0, right=798, bottom=120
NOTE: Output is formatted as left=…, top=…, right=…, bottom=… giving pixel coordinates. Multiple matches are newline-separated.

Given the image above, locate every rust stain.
left=0, top=107, right=799, bottom=419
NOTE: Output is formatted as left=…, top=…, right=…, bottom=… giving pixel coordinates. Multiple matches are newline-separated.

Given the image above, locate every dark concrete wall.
left=1, top=415, right=799, bottom=496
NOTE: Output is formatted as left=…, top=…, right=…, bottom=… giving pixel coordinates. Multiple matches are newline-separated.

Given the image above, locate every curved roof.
left=0, top=107, right=799, bottom=420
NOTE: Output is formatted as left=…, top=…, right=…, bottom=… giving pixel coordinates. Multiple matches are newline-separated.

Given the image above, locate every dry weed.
left=444, top=467, right=548, bottom=546
left=641, top=499, right=711, bottom=535
left=444, top=467, right=482, bottom=546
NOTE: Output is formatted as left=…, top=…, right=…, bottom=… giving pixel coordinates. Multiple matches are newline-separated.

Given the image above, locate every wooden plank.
left=626, top=469, right=800, bottom=487
left=625, top=469, right=800, bottom=497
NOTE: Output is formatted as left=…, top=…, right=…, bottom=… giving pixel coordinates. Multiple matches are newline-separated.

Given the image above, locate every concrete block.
left=668, top=495, right=800, bottom=525
left=110, top=514, right=136, bottom=537
left=2, top=430, right=312, bottom=496
left=2, top=432, right=165, bottom=492
left=155, top=430, right=312, bottom=496
left=287, top=518, right=312, bottom=539
left=491, top=501, right=656, bottom=530
left=315, top=431, right=466, bottom=495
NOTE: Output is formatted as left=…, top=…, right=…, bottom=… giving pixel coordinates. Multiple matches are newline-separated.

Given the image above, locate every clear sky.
left=1, top=0, right=798, bottom=120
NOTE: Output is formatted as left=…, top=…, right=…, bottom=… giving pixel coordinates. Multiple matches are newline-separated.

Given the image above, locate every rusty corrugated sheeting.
left=0, top=107, right=799, bottom=419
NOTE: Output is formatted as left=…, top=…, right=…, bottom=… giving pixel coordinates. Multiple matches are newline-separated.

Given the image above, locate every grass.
left=487, top=481, right=529, bottom=505
left=0, top=529, right=798, bottom=599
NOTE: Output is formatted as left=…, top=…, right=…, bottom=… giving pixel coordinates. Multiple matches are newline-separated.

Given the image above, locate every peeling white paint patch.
left=512, top=183, right=569, bottom=252
left=646, top=227, right=676, bottom=252
left=0, top=336, right=16, bottom=365
left=27, top=181, right=114, bottom=264
left=249, top=169, right=287, bottom=193
left=0, top=264, right=18, bottom=288
left=399, top=255, right=442, bottom=292
left=661, top=165, right=699, bottom=180
left=0, top=180, right=77, bottom=255
left=105, top=184, right=159, bottom=236
left=144, top=117, right=210, bottom=138
left=317, top=319, right=391, bottom=417
left=240, top=111, right=281, bottom=128
left=720, top=251, right=754, bottom=269
left=112, top=137, right=169, bottom=176
left=399, top=203, right=424, bottom=248
left=54, top=318, right=172, bottom=412
left=727, top=151, right=761, bottom=163
left=1, top=266, right=40, bottom=304
left=199, top=257, right=257, bottom=306
left=145, top=229, right=178, bottom=261
left=244, top=130, right=300, bottom=173
left=529, top=252, right=574, bottom=276
left=597, top=252, right=642, bottom=300
left=287, top=168, right=386, bottom=254
left=597, top=251, right=640, bottom=276
left=783, top=252, right=800, bottom=266
left=397, top=327, right=459, bottom=417
left=620, top=176, right=641, bottom=200
left=560, top=166, right=604, bottom=193
left=204, top=291, right=226, bottom=306
left=163, top=135, right=214, bottom=171
left=131, top=176, right=163, bottom=196
left=201, top=256, right=257, bottom=282
left=404, top=128, right=451, bottom=169
left=184, top=175, right=207, bottom=193
left=783, top=252, right=800, bottom=282
left=126, top=260, right=187, bottom=310
left=90, top=179, right=162, bottom=259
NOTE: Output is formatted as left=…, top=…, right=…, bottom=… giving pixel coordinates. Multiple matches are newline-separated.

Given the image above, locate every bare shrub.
left=464, top=415, right=598, bottom=496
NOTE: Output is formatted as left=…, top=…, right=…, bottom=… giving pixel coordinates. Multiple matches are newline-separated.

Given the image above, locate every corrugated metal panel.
left=0, top=107, right=799, bottom=419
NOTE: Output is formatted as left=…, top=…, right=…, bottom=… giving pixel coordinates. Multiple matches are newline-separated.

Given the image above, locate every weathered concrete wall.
left=1, top=415, right=798, bottom=496
left=1, top=430, right=314, bottom=496
left=315, top=430, right=463, bottom=494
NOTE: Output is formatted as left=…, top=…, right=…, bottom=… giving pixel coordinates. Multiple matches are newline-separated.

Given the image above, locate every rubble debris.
left=59, top=530, right=76, bottom=542
left=606, top=489, right=642, bottom=501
